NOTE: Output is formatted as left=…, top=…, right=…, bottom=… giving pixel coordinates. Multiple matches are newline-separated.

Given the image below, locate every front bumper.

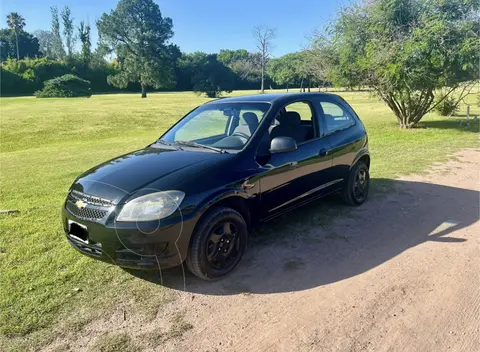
left=62, top=205, right=199, bottom=270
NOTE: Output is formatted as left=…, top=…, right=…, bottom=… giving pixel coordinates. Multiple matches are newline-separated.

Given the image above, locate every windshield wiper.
left=174, top=140, right=227, bottom=153
left=154, top=139, right=182, bottom=150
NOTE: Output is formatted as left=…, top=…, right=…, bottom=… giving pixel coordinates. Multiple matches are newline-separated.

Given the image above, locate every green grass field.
left=0, top=90, right=479, bottom=351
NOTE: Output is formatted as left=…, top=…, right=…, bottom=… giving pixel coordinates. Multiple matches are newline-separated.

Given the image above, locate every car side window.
left=269, top=101, right=317, bottom=143
left=319, top=101, right=355, bottom=134
left=285, top=102, right=312, bottom=122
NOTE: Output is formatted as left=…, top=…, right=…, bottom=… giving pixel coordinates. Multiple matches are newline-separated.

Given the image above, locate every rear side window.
left=285, top=102, right=313, bottom=121
left=319, top=101, right=355, bottom=134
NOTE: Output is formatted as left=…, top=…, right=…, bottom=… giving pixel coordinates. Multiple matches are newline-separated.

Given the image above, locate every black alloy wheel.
left=342, top=161, right=370, bottom=205
left=186, top=206, right=248, bottom=280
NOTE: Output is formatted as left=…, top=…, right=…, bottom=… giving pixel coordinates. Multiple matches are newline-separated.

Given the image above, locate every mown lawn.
left=0, top=90, right=478, bottom=351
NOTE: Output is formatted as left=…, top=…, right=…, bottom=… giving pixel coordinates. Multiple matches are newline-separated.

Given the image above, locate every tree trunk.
left=378, top=88, right=436, bottom=129
left=260, top=65, right=265, bottom=94
left=141, top=84, right=147, bottom=98
left=15, top=31, right=19, bottom=60
left=286, top=83, right=289, bottom=92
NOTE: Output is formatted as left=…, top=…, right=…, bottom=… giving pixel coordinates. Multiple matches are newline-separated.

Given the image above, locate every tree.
left=78, top=21, right=91, bottom=64
left=267, top=53, right=300, bottom=91
left=217, top=49, right=249, bottom=66
left=216, top=49, right=262, bottom=89
left=267, top=51, right=325, bottom=92
left=89, top=43, right=109, bottom=68
left=6, top=12, right=25, bottom=60
left=50, top=6, right=65, bottom=60
left=318, top=0, right=479, bottom=128
left=74, top=21, right=92, bottom=77
left=304, top=33, right=336, bottom=90
left=0, top=29, right=40, bottom=60
left=175, top=52, right=197, bottom=91
left=33, top=30, right=55, bottom=57
left=295, top=50, right=328, bottom=92
left=181, top=52, right=234, bottom=97
left=230, top=56, right=262, bottom=84
left=61, top=6, right=76, bottom=58
left=97, top=0, right=176, bottom=98
left=252, top=25, right=276, bottom=93
left=0, top=32, right=13, bottom=60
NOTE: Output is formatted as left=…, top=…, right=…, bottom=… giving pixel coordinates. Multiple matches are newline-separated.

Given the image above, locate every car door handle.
left=318, top=149, right=329, bottom=157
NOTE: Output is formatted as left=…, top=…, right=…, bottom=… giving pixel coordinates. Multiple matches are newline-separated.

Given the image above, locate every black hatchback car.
left=63, top=93, right=370, bottom=280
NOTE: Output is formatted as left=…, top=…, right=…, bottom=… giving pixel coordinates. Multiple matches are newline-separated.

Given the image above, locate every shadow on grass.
left=126, top=178, right=478, bottom=295
left=419, top=118, right=480, bottom=132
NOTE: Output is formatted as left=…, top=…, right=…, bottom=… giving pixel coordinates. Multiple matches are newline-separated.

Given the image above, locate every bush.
left=434, top=94, right=460, bottom=116
left=0, top=68, right=34, bottom=96
left=35, top=74, right=92, bottom=98
left=1, top=57, right=121, bottom=95
left=2, top=57, right=72, bottom=95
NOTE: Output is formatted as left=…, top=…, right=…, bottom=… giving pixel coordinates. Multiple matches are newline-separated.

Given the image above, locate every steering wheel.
left=231, top=131, right=250, bottom=140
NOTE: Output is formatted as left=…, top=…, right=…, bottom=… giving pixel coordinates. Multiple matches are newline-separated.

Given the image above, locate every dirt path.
left=48, top=149, right=480, bottom=352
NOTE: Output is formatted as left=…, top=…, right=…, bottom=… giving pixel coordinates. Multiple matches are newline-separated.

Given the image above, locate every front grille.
left=69, top=190, right=116, bottom=206
left=66, top=202, right=109, bottom=220
left=66, top=190, right=115, bottom=221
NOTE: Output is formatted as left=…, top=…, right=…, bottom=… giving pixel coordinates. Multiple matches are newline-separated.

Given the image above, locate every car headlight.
left=116, top=191, right=185, bottom=222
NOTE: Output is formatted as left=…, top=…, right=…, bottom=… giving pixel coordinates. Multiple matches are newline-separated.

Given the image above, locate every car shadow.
left=125, top=178, right=479, bottom=295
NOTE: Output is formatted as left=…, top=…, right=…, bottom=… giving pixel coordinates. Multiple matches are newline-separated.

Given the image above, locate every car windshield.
left=160, top=102, right=271, bottom=151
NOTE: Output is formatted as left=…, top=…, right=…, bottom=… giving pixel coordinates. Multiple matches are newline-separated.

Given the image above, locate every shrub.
left=35, top=74, right=92, bottom=98
left=2, top=57, right=120, bottom=95
left=21, top=68, right=36, bottom=82
left=0, top=68, right=33, bottom=96
left=434, top=93, right=460, bottom=116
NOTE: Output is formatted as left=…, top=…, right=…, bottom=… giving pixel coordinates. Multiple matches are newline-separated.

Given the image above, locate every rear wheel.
left=341, top=161, right=369, bottom=205
left=186, top=206, right=248, bottom=280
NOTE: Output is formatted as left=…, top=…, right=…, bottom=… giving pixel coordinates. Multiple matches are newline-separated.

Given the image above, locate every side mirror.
left=270, top=137, right=297, bottom=154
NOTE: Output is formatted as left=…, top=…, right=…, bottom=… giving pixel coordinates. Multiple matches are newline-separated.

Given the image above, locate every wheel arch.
left=197, top=191, right=252, bottom=229
left=352, top=150, right=370, bottom=169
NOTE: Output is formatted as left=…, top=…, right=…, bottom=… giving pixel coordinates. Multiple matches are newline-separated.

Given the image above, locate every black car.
left=63, top=93, right=370, bottom=280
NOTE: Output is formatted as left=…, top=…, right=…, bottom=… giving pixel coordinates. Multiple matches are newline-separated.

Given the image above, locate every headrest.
left=277, top=111, right=301, bottom=126
left=242, top=112, right=259, bottom=127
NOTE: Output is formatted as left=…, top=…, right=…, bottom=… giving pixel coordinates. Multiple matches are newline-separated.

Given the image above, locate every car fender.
left=192, top=184, right=260, bottom=228
left=197, top=188, right=251, bottom=213
left=351, top=148, right=370, bottom=169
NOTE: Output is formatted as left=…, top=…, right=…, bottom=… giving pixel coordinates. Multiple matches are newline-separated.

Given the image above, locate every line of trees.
left=1, top=0, right=478, bottom=127
left=1, top=0, right=281, bottom=98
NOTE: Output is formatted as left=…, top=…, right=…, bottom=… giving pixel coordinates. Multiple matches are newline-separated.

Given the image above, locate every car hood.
left=71, top=146, right=230, bottom=202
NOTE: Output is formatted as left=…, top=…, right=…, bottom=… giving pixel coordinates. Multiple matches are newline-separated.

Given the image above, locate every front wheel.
left=186, top=206, right=248, bottom=280
left=341, top=161, right=370, bottom=205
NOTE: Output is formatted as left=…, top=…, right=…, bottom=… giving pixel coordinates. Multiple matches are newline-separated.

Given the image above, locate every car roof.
left=205, top=92, right=342, bottom=105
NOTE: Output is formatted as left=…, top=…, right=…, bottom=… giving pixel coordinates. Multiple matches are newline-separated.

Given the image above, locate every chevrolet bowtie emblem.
left=75, top=200, right=86, bottom=209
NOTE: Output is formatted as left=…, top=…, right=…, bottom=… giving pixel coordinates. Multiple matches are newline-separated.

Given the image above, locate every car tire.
left=186, top=206, right=248, bottom=281
left=341, top=160, right=370, bottom=206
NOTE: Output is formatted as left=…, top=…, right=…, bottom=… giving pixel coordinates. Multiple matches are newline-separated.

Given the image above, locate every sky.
left=0, top=0, right=349, bottom=57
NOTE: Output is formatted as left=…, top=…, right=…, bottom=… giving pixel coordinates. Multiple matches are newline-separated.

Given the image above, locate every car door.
left=317, top=98, right=366, bottom=181
left=258, top=100, right=334, bottom=219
